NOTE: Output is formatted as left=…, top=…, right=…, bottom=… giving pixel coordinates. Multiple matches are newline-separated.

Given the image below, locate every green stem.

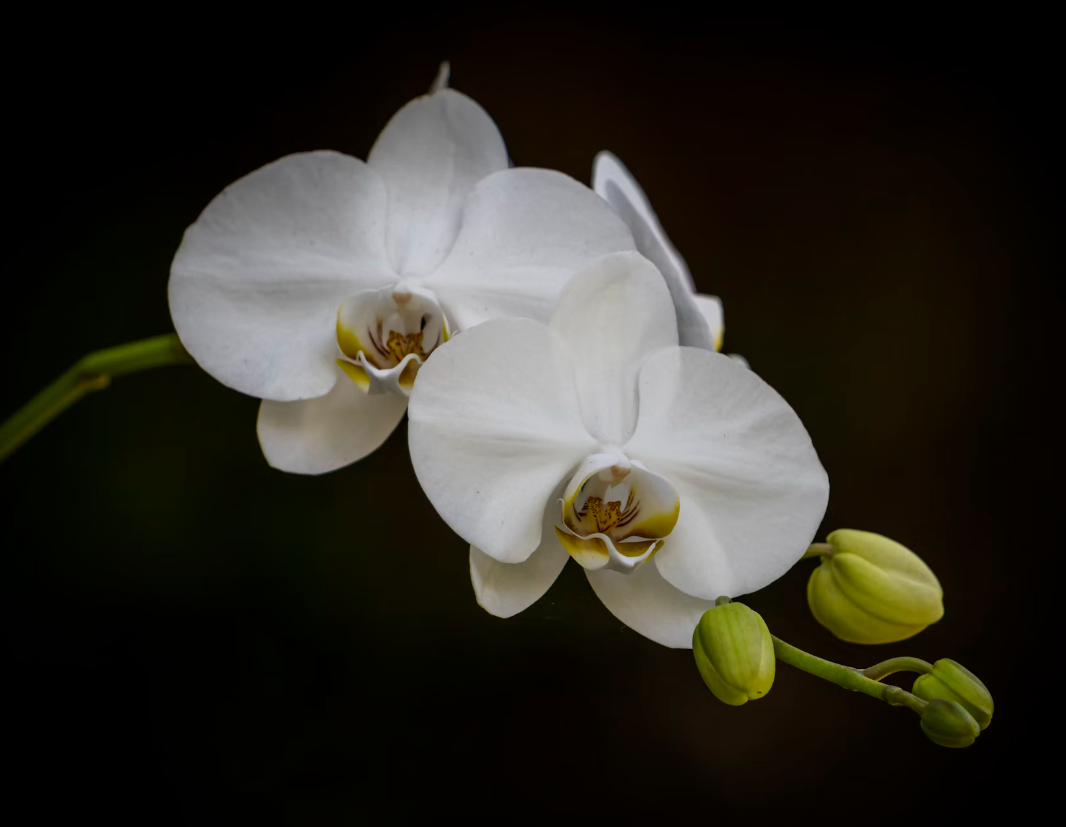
left=0, top=334, right=193, bottom=463
left=864, top=657, right=934, bottom=682
left=803, top=543, right=835, bottom=559
left=771, top=636, right=929, bottom=715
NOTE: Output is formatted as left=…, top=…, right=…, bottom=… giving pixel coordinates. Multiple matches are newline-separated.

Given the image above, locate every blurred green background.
left=3, top=11, right=1048, bottom=818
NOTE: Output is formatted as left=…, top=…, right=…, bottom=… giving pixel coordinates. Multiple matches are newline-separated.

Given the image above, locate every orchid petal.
left=693, top=294, right=725, bottom=352
left=586, top=559, right=717, bottom=649
left=624, top=347, right=829, bottom=600
left=592, top=152, right=716, bottom=352
left=368, top=89, right=508, bottom=278
left=169, top=151, right=395, bottom=401
left=408, top=318, right=597, bottom=563
left=257, top=366, right=408, bottom=475
left=469, top=481, right=571, bottom=617
left=549, top=252, right=677, bottom=445
left=426, top=169, right=636, bottom=331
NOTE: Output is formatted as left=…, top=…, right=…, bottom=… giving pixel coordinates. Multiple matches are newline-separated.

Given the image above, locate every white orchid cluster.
left=169, top=69, right=830, bottom=648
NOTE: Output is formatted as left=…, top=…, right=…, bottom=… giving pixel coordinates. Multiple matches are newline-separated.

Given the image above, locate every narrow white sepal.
left=469, top=481, right=571, bottom=617
left=586, top=561, right=718, bottom=649
left=591, top=151, right=717, bottom=353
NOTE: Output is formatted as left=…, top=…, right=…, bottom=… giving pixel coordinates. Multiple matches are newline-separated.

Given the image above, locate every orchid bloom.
left=169, top=82, right=634, bottom=474
left=593, top=151, right=733, bottom=356
left=408, top=252, right=828, bottom=648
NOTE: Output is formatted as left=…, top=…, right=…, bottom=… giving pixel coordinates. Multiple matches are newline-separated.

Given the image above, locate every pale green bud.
left=919, top=699, right=980, bottom=748
left=692, top=601, right=775, bottom=706
left=912, top=659, right=993, bottom=730
left=807, top=529, right=944, bottom=644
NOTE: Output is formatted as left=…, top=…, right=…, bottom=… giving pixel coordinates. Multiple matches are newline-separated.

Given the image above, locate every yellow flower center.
left=575, top=493, right=637, bottom=535
left=334, top=285, right=450, bottom=396
left=386, top=329, right=428, bottom=363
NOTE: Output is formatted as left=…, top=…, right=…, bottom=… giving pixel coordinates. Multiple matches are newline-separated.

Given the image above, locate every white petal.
left=592, top=152, right=716, bottom=352
left=426, top=169, right=635, bottom=330
left=257, top=367, right=408, bottom=474
left=369, top=89, right=508, bottom=278
left=693, top=294, right=724, bottom=352
left=624, top=347, right=829, bottom=599
left=408, top=318, right=597, bottom=563
left=549, top=252, right=677, bottom=446
left=170, top=152, right=395, bottom=401
left=586, top=559, right=716, bottom=649
left=470, top=480, right=571, bottom=617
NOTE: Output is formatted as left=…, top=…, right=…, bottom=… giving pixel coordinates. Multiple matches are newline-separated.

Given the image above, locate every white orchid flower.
left=408, top=251, right=828, bottom=648
left=593, top=151, right=729, bottom=355
left=169, top=83, right=634, bottom=474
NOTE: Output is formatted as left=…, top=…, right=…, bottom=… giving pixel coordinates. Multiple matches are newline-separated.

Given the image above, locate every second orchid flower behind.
left=408, top=252, right=830, bottom=648
left=168, top=77, right=635, bottom=474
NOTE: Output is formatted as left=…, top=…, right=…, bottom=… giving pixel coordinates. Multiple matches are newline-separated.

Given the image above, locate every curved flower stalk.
left=169, top=80, right=635, bottom=474
left=593, top=151, right=736, bottom=358
left=408, top=251, right=829, bottom=648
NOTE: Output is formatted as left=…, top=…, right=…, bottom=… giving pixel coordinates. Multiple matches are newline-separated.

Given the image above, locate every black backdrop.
left=4, top=12, right=1050, bottom=819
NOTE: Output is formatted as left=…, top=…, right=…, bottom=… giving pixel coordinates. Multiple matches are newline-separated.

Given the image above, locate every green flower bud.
left=920, top=699, right=980, bottom=748
left=807, top=529, right=944, bottom=644
left=692, top=601, right=775, bottom=706
left=912, top=659, right=993, bottom=730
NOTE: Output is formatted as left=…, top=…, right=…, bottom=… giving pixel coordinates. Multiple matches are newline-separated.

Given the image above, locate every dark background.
left=4, top=13, right=1051, bottom=819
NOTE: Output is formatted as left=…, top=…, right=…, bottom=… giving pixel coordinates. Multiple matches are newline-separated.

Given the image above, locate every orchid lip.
left=555, top=449, right=680, bottom=574
left=336, top=283, right=450, bottom=397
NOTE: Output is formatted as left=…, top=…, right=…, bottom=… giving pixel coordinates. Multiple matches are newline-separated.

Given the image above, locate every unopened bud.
left=807, top=529, right=944, bottom=644
left=693, top=600, right=775, bottom=706
left=912, top=659, right=993, bottom=730
left=919, top=699, right=980, bottom=748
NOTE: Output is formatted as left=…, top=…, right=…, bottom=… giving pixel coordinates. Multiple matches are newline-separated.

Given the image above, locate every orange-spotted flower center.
left=576, top=493, right=637, bottom=535
left=387, top=330, right=427, bottom=363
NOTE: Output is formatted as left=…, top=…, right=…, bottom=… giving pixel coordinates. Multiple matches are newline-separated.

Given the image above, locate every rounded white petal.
left=426, top=169, right=636, bottom=331
left=170, top=151, right=395, bottom=401
left=470, top=481, right=571, bottom=617
left=257, top=368, right=408, bottom=474
left=549, top=252, right=677, bottom=446
left=586, top=559, right=717, bottom=649
left=693, top=294, right=725, bottom=352
left=408, top=318, right=598, bottom=563
left=592, top=152, right=716, bottom=352
left=369, top=89, right=508, bottom=278
left=624, top=347, right=829, bottom=600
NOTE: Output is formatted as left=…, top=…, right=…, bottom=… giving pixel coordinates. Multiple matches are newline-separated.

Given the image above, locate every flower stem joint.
left=692, top=598, right=775, bottom=706
left=806, top=529, right=944, bottom=644
left=912, top=659, right=993, bottom=730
